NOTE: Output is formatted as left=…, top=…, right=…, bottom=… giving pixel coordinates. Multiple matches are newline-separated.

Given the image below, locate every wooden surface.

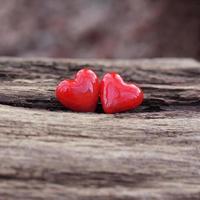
left=0, top=57, right=200, bottom=200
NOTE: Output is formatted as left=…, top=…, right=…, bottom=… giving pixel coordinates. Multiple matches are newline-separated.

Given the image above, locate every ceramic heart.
left=56, top=69, right=99, bottom=112
left=100, top=73, right=143, bottom=114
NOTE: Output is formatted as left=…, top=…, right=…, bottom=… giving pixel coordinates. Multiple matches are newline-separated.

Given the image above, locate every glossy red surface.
left=100, top=73, right=144, bottom=114
left=56, top=69, right=99, bottom=112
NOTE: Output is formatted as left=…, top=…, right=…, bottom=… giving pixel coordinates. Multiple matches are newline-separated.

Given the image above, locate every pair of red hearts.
left=56, top=69, right=143, bottom=114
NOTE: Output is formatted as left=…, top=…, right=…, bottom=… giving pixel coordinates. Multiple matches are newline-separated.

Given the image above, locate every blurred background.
left=0, top=0, right=200, bottom=59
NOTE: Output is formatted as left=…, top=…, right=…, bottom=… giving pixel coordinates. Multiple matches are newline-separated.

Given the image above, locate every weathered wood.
left=0, top=57, right=200, bottom=200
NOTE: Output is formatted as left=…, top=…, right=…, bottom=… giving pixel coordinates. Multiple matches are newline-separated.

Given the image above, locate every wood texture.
left=0, top=57, right=200, bottom=200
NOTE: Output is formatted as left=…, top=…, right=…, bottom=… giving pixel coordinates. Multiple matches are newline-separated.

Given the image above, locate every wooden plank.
left=0, top=57, right=200, bottom=200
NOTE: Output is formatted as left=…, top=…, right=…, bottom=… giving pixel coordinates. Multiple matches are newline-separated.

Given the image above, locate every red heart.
left=100, top=73, right=143, bottom=114
left=56, top=69, right=99, bottom=112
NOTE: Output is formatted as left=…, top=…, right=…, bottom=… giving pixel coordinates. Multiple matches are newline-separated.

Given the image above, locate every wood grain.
left=0, top=57, right=200, bottom=200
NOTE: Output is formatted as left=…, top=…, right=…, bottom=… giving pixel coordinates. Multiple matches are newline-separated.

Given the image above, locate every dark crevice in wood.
left=0, top=95, right=199, bottom=114
left=0, top=172, right=157, bottom=188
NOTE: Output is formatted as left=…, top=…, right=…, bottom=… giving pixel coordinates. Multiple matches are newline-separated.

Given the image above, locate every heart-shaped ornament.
left=100, top=73, right=143, bottom=114
left=56, top=69, right=99, bottom=112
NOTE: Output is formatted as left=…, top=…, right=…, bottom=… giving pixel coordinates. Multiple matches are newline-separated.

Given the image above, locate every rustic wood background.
left=0, top=57, right=200, bottom=200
